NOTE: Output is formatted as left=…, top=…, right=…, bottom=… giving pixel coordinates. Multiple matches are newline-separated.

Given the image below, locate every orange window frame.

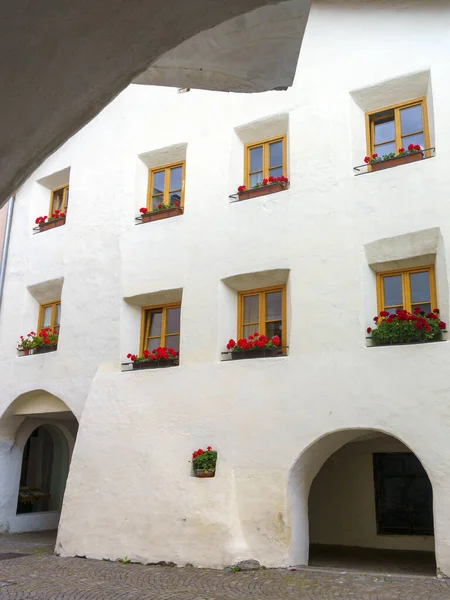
left=376, top=265, right=437, bottom=314
left=147, top=162, right=185, bottom=211
left=244, top=135, right=287, bottom=188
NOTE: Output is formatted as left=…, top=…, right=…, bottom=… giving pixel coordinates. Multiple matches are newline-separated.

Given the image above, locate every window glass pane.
left=166, top=335, right=179, bottom=353
left=52, top=189, right=64, bottom=212
left=147, top=337, right=161, bottom=351
left=249, top=172, right=263, bottom=187
left=386, top=306, right=403, bottom=315
left=401, top=132, right=424, bottom=149
left=269, top=140, right=283, bottom=167
left=148, top=311, right=162, bottom=337
left=169, top=192, right=182, bottom=205
left=411, top=303, right=431, bottom=315
left=400, top=105, right=423, bottom=136
left=152, top=171, right=165, bottom=195
left=409, top=271, right=430, bottom=303
left=152, top=195, right=164, bottom=210
left=383, top=275, right=403, bottom=307
left=374, top=142, right=396, bottom=157
left=269, top=166, right=283, bottom=178
left=266, top=291, right=282, bottom=320
left=64, top=187, right=69, bottom=208
left=266, top=320, right=282, bottom=343
left=166, top=307, right=180, bottom=334
left=243, top=295, right=259, bottom=324
left=243, top=325, right=257, bottom=338
left=250, top=146, right=263, bottom=173
left=42, top=306, right=52, bottom=328
left=55, top=304, right=61, bottom=326
left=374, top=119, right=395, bottom=144
left=169, top=166, right=182, bottom=192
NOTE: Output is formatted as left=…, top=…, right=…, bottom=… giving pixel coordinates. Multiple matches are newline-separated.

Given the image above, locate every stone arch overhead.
left=287, top=427, right=437, bottom=568
left=0, top=0, right=312, bottom=207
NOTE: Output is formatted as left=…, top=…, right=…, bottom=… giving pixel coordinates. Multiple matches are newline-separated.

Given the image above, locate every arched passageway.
left=289, top=429, right=436, bottom=575
left=0, top=390, right=78, bottom=534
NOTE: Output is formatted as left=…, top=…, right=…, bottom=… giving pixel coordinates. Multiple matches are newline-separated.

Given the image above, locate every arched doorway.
left=289, top=429, right=436, bottom=575
left=17, top=425, right=70, bottom=516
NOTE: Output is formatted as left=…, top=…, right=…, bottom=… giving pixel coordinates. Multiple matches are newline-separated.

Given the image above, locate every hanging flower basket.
left=226, top=333, right=281, bottom=359
left=192, top=447, right=217, bottom=478
left=127, top=347, right=179, bottom=369
left=35, top=211, right=66, bottom=232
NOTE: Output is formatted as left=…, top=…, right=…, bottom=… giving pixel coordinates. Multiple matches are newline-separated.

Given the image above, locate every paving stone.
left=0, top=533, right=448, bottom=599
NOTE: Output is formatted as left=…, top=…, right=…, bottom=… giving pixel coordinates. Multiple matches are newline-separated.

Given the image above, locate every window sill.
left=33, top=217, right=66, bottom=234
left=229, top=182, right=289, bottom=203
left=18, top=346, right=58, bottom=357
left=354, top=148, right=435, bottom=176
left=135, top=207, right=183, bottom=224
left=366, top=338, right=446, bottom=348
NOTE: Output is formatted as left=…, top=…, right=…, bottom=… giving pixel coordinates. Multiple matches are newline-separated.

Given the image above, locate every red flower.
left=271, top=335, right=280, bottom=346
left=380, top=311, right=389, bottom=317
left=364, top=156, right=370, bottom=164
left=139, top=207, right=148, bottom=214
left=414, top=306, right=422, bottom=313
left=238, top=185, right=246, bottom=193
left=372, top=153, right=378, bottom=159
left=408, top=143, right=414, bottom=151
left=237, top=339, right=246, bottom=348
left=43, top=338, right=50, bottom=344
left=262, top=178, right=268, bottom=186
left=127, top=353, right=132, bottom=359
left=434, top=309, right=440, bottom=314
left=414, top=145, right=421, bottom=151
left=268, top=176, right=275, bottom=183
left=174, top=200, right=180, bottom=207
left=197, top=449, right=203, bottom=455
left=398, top=148, right=405, bottom=153
left=130, top=355, right=136, bottom=362
left=367, top=327, right=372, bottom=334
left=258, top=340, right=265, bottom=348
left=157, top=203, right=163, bottom=209
left=60, top=212, right=65, bottom=217
left=207, top=446, right=212, bottom=451
left=247, top=341, right=253, bottom=349
left=253, top=332, right=259, bottom=337
left=439, top=321, right=446, bottom=330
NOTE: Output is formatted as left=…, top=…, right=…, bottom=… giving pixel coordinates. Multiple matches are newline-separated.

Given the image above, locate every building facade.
left=1, top=0, right=450, bottom=575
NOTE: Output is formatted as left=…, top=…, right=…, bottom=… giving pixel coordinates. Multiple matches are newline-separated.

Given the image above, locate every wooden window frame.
left=49, top=185, right=69, bottom=215
left=147, top=161, right=185, bottom=212
left=376, top=265, right=437, bottom=314
left=238, top=285, right=287, bottom=351
left=38, top=300, right=61, bottom=333
left=140, top=302, right=181, bottom=355
left=244, top=135, right=287, bottom=188
left=365, top=97, right=431, bottom=159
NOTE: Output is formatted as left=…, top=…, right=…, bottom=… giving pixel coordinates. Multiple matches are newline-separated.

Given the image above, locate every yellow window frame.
left=244, top=135, right=287, bottom=188
left=140, top=302, right=181, bottom=355
left=237, top=285, right=286, bottom=351
left=49, top=185, right=69, bottom=215
left=147, top=161, right=185, bottom=211
left=365, top=97, right=431, bottom=159
left=38, top=300, right=61, bottom=332
left=376, top=265, right=437, bottom=314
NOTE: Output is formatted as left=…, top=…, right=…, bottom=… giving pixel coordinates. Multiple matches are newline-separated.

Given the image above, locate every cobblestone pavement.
left=0, top=532, right=449, bottom=599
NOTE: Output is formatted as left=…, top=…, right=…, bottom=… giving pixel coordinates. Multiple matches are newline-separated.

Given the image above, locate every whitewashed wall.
left=1, top=0, right=450, bottom=574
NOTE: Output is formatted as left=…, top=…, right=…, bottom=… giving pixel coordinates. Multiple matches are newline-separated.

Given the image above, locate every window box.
left=237, top=182, right=288, bottom=201
left=371, top=151, right=423, bottom=172
left=38, top=216, right=66, bottom=232
left=231, top=348, right=279, bottom=360
left=141, top=207, right=183, bottom=223
left=34, top=345, right=57, bottom=354
left=132, top=357, right=179, bottom=369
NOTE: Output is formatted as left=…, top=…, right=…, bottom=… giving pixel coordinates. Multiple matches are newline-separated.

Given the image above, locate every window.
left=373, top=453, right=433, bottom=536
left=366, top=98, right=430, bottom=158
left=38, top=301, right=61, bottom=333
left=238, top=286, right=286, bottom=349
left=376, top=266, right=436, bottom=315
left=147, top=162, right=184, bottom=211
left=141, top=303, right=181, bottom=354
left=50, top=185, right=69, bottom=214
left=245, top=136, right=287, bottom=188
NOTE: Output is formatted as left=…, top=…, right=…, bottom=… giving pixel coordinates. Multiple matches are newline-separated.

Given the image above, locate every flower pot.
left=34, top=345, right=57, bottom=354
left=132, top=358, right=179, bottom=369
left=195, top=470, right=215, bottom=478
left=371, top=152, right=423, bottom=172
left=38, top=217, right=66, bottom=231
left=231, top=348, right=279, bottom=360
left=141, top=207, right=183, bottom=223
left=238, top=182, right=287, bottom=201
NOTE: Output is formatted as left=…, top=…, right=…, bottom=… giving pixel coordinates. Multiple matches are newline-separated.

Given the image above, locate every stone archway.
left=0, top=390, right=78, bottom=534
left=288, top=428, right=437, bottom=574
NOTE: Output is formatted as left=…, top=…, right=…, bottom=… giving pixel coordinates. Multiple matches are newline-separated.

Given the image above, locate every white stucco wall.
left=309, top=435, right=434, bottom=552
left=1, top=0, right=450, bottom=574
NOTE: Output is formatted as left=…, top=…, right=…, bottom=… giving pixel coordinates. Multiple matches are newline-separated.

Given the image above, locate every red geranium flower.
left=380, top=311, right=389, bottom=317
left=364, top=156, right=370, bottom=164
left=439, top=321, right=446, bottom=330
left=271, top=335, right=280, bottom=346
left=157, top=204, right=163, bottom=209
left=174, top=200, right=180, bottom=207
left=367, top=327, right=372, bottom=334
left=398, top=148, right=405, bottom=153
left=238, top=185, right=246, bottom=193
left=139, top=207, right=148, bottom=214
